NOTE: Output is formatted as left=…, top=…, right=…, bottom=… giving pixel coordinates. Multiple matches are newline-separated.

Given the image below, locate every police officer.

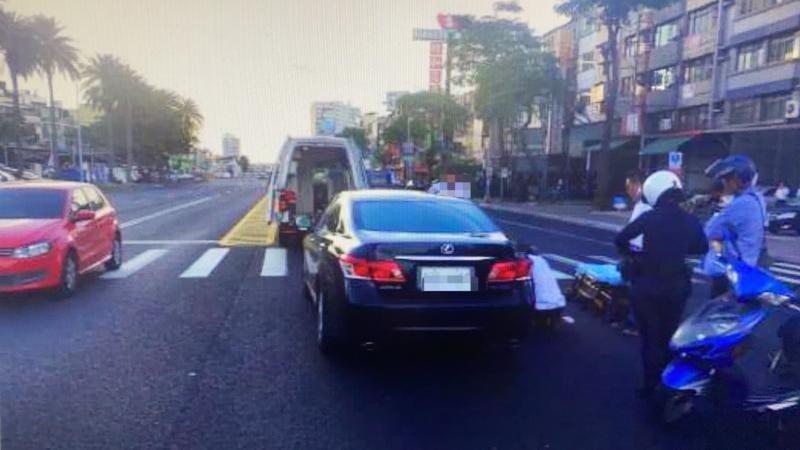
left=615, top=171, right=709, bottom=398
left=702, top=155, right=767, bottom=298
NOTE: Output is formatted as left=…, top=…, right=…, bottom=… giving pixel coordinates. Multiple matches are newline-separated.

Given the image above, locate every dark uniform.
left=615, top=201, right=709, bottom=393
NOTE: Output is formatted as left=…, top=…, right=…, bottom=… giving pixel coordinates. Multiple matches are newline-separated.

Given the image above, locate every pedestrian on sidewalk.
left=614, top=171, right=709, bottom=399
left=702, top=155, right=768, bottom=298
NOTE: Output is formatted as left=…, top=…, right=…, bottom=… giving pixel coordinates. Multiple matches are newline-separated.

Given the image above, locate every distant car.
left=302, top=190, right=532, bottom=354
left=768, top=201, right=800, bottom=235
left=0, top=182, right=122, bottom=297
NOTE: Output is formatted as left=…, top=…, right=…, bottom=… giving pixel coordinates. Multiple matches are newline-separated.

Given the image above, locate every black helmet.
left=705, top=155, right=756, bottom=185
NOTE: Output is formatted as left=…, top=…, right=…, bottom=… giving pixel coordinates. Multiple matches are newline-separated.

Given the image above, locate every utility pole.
left=445, top=32, right=453, bottom=96
left=75, top=82, right=84, bottom=182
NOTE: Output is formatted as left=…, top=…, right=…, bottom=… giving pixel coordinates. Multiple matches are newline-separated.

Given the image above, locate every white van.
left=267, top=136, right=369, bottom=245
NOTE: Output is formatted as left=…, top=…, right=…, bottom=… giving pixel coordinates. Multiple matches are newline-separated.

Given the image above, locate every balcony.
left=646, top=86, right=678, bottom=112
left=726, top=61, right=798, bottom=95
left=730, top=1, right=800, bottom=46
left=652, top=1, right=684, bottom=23
left=686, top=0, right=716, bottom=11
left=683, top=31, right=716, bottom=60
left=678, top=80, right=713, bottom=107
left=648, top=41, right=681, bottom=69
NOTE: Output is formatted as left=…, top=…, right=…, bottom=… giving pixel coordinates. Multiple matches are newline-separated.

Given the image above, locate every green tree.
left=0, top=11, right=39, bottom=165
left=556, top=0, right=677, bottom=208
left=337, top=127, right=368, bottom=152
left=237, top=155, right=250, bottom=173
left=31, top=15, right=80, bottom=170
left=83, top=54, right=144, bottom=172
left=174, top=97, right=203, bottom=150
left=381, top=91, right=470, bottom=178
left=450, top=8, right=560, bottom=197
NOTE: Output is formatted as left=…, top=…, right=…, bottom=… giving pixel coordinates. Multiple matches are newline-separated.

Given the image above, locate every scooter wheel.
left=662, top=391, right=694, bottom=424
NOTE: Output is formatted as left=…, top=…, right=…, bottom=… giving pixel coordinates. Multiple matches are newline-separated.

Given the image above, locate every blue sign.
left=668, top=151, right=683, bottom=170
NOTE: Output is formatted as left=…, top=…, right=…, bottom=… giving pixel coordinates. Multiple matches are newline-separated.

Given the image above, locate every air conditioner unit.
left=786, top=100, right=800, bottom=119
left=659, top=118, right=673, bottom=131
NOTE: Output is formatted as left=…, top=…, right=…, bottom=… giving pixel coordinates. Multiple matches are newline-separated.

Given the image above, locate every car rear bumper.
left=345, top=302, right=530, bottom=339
left=0, top=255, right=61, bottom=293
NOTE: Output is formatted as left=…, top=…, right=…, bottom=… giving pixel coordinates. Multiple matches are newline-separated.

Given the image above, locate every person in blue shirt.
left=702, top=155, right=766, bottom=298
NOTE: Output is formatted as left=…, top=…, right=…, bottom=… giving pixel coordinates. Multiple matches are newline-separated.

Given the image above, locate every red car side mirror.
left=73, top=209, right=96, bottom=222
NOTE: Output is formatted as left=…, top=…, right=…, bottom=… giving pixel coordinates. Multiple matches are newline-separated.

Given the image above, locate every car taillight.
left=488, top=258, right=532, bottom=283
left=279, top=190, right=296, bottom=212
left=339, top=255, right=406, bottom=283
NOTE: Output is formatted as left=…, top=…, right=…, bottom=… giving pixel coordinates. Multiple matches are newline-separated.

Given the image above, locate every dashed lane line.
left=120, top=197, right=214, bottom=229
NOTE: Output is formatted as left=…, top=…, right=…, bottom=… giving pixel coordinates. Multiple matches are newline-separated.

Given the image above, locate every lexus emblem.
left=440, top=243, right=455, bottom=255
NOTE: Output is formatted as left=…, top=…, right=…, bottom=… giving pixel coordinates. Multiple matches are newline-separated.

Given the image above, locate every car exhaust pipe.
left=361, top=341, right=378, bottom=352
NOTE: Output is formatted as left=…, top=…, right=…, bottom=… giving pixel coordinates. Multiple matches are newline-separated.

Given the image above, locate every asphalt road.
left=1, top=180, right=798, bottom=450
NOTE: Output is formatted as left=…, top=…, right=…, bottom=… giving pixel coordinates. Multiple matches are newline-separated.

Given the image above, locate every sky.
left=6, top=0, right=567, bottom=163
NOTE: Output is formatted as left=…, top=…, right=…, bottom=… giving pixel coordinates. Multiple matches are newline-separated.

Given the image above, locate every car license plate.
left=419, top=267, right=473, bottom=292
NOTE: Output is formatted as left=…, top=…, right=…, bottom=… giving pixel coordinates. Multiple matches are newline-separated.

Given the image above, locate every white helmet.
left=642, top=170, right=682, bottom=205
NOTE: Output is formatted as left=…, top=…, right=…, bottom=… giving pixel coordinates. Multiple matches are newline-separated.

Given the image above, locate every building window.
left=761, top=93, right=790, bottom=121
left=767, top=33, right=799, bottom=64
left=647, top=111, right=674, bottom=133
left=688, top=6, right=715, bottom=35
left=620, top=76, right=635, bottom=96
left=580, top=51, right=595, bottom=72
left=683, top=55, right=714, bottom=83
left=736, top=42, right=762, bottom=71
left=678, top=106, right=709, bottom=130
left=624, top=36, right=637, bottom=58
left=730, top=98, right=758, bottom=124
left=650, top=66, right=676, bottom=91
left=740, top=0, right=786, bottom=15
left=653, top=21, right=678, bottom=48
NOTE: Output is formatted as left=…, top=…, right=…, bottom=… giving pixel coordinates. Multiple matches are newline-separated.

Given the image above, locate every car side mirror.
left=72, top=209, right=96, bottom=222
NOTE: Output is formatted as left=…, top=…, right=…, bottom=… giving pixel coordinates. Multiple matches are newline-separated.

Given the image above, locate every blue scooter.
left=661, top=241, right=800, bottom=423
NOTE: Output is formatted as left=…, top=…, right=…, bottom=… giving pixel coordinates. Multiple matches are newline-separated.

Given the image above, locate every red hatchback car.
left=0, top=181, right=122, bottom=297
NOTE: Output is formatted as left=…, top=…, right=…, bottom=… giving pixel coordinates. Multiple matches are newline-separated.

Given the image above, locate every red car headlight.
left=12, top=242, right=52, bottom=259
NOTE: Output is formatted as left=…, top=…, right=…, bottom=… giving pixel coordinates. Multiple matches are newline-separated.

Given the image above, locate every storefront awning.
left=584, top=138, right=635, bottom=153
left=639, top=136, right=693, bottom=156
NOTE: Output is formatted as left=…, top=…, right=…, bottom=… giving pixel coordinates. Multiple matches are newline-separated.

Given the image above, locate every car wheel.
left=316, top=287, right=346, bottom=355
left=105, top=234, right=123, bottom=271
left=56, top=251, right=79, bottom=299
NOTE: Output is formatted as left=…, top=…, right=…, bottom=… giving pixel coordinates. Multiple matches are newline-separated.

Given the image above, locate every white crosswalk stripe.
left=773, top=262, right=800, bottom=271
left=101, top=249, right=168, bottom=279
left=179, top=248, right=229, bottom=279
left=261, top=248, right=288, bottom=277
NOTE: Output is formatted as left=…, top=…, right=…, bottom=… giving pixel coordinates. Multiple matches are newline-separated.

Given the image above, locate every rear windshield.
left=0, top=189, right=66, bottom=219
left=353, top=199, right=499, bottom=233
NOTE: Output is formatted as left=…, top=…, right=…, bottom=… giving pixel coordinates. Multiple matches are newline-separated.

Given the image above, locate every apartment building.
left=548, top=0, right=800, bottom=190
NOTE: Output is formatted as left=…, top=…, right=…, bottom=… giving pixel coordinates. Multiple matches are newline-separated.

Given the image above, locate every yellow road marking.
left=219, top=197, right=276, bottom=247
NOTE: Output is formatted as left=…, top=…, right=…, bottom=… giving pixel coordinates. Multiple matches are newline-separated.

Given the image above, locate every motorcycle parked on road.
left=661, top=241, right=800, bottom=425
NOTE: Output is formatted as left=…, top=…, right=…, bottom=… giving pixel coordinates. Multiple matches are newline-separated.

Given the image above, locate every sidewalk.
left=481, top=200, right=800, bottom=264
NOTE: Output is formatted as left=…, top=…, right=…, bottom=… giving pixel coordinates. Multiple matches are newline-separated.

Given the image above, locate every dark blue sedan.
left=302, top=190, right=532, bottom=354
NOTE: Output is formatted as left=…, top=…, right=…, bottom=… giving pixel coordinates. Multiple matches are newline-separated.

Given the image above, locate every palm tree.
left=83, top=54, right=121, bottom=168
left=0, top=11, right=40, bottom=165
left=175, top=97, right=203, bottom=149
left=31, top=15, right=80, bottom=171
left=83, top=54, right=142, bottom=173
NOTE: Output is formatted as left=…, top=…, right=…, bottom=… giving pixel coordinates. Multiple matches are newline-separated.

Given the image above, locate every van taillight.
left=339, top=255, right=406, bottom=283
left=488, top=258, right=532, bottom=283
left=279, top=190, right=296, bottom=212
